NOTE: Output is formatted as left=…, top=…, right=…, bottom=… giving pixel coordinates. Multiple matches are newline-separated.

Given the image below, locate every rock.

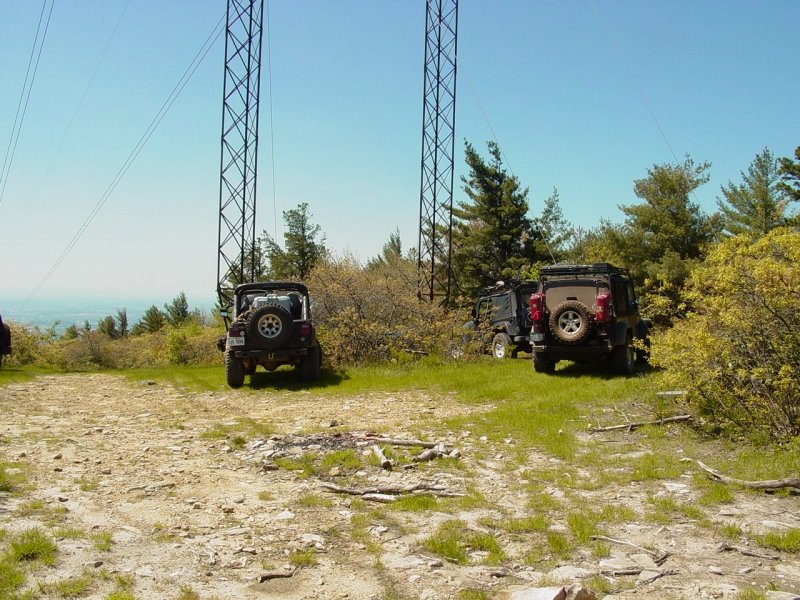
left=329, top=466, right=342, bottom=477
left=275, top=510, right=295, bottom=521
left=101, top=468, right=111, bottom=475
left=222, top=506, right=234, bottom=514
left=53, top=452, right=62, bottom=460
left=508, top=587, right=566, bottom=600
left=766, top=593, right=800, bottom=600
left=707, top=565, right=724, bottom=575
left=599, top=557, right=639, bottom=573
left=564, top=586, right=597, bottom=600
left=630, top=553, right=659, bottom=570
left=57, top=496, right=68, bottom=502
left=547, top=565, right=591, bottom=580
left=135, top=566, right=155, bottom=578
left=232, top=496, right=245, bottom=504
left=636, top=570, right=662, bottom=585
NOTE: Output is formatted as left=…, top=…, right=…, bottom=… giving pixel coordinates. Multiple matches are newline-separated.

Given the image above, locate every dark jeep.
left=217, top=282, right=321, bottom=388
left=0, top=313, right=10, bottom=368
left=529, top=263, right=649, bottom=374
left=468, top=281, right=538, bottom=359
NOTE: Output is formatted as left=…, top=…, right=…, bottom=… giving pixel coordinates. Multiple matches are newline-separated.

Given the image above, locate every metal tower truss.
left=216, top=0, right=264, bottom=323
left=417, top=0, right=458, bottom=303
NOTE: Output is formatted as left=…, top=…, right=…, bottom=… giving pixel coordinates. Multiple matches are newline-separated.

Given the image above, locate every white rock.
left=766, top=592, right=800, bottom=600
left=275, top=510, right=295, bottom=521
left=547, top=565, right=591, bottom=580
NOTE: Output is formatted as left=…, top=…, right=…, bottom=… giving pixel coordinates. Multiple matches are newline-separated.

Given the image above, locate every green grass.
left=390, top=494, right=439, bottom=512
left=421, top=520, right=505, bottom=565
left=104, top=592, right=136, bottom=600
left=480, top=515, right=550, bottom=534
left=7, top=528, right=58, bottom=565
left=567, top=510, right=601, bottom=544
left=177, top=585, right=201, bottom=600
left=756, top=528, right=800, bottom=553
left=48, top=570, right=95, bottom=598
left=201, top=417, right=274, bottom=444
left=273, top=454, right=316, bottom=477
left=298, top=493, right=333, bottom=508
left=288, top=549, right=318, bottom=567
left=320, top=449, right=362, bottom=472
left=737, top=589, right=767, bottom=600
left=91, top=530, right=113, bottom=551
left=0, top=557, right=25, bottom=598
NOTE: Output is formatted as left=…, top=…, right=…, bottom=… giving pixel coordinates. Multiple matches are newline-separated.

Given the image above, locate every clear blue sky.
left=0, top=1, right=797, bottom=305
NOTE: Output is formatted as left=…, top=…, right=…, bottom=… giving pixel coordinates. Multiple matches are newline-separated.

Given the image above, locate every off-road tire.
left=247, top=304, right=292, bottom=350
left=549, top=300, right=592, bottom=344
left=225, top=352, right=245, bottom=388
left=611, top=335, right=635, bottom=375
left=533, top=352, right=556, bottom=374
left=635, top=338, right=651, bottom=366
left=299, top=345, right=321, bottom=382
left=492, top=333, right=512, bottom=359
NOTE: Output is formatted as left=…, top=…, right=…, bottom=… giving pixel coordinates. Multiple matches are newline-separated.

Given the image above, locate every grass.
left=47, top=570, right=95, bottom=598
left=288, top=549, right=318, bottom=567
left=0, top=457, right=27, bottom=493
left=755, top=528, right=800, bottom=553
left=298, top=493, right=333, bottom=508
left=320, top=449, right=362, bottom=472
left=91, top=530, right=113, bottom=551
left=7, top=528, right=58, bottom=565
left=201, top=417, right=274, bottom=445
left=421, top=520, right=505, bottom=566
left=177, top=585, right=201, bottom=600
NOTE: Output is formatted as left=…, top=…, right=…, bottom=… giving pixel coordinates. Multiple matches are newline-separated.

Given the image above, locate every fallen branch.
left=589, top=415, right=692, bottom=433
left=371, top=444, right=393, bottom=470
left=258, top=569, right=296, bottom=582
left=682, top=458, right=800, bottom=492
left=362, top=436, right=438, bottom=449
left=320, top=481, right=463, bottom=499
left=415, top=442, right=448, bottom=462
left=717, top=542, right=780, bottom=561
left=590, top=535, right=670, bottom=565
left=637, top=569, right=679, bottom=586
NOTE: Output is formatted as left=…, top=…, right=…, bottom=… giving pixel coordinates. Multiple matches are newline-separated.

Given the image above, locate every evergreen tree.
left=116, top=308, right=128, bottom=338
left=225, top=241, right=269, bottom=287
left=164, top=292, right=190, bottom=327
left=451, top=141, right=537, bottom=296
left=262, top=203, right=327, bottom=280
left=532, top=188, right=573, bottom=263
left=367, top=228, right=408, bottom=269
left=778, top=146, right=800, bottom=202
left=717, top=148, right=787, bottom=236
left=97, top=315, right=118, bottom=338
left=131, top=305, right=166, bottom=335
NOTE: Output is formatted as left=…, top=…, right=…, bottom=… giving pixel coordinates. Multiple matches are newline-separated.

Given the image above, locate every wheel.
left=533, top=352, right=556, bottom=374
left=299, top=345, right=321, bottom=382
left=548, top=300, right=592, bottom=344
left=247, top=304, right=292, bottom=349
left=225, top=352, right=245, bottom=388
left=635, top=338, right=651, bottom=365
left=491, top=333, right=512, bottom=359
left=611, top=335, right=635, bottom=375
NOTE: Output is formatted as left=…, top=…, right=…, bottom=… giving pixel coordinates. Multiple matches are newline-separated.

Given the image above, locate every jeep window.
left=612, top=278, right=633, bottom=316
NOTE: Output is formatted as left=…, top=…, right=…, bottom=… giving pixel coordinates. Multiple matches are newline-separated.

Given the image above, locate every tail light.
left=594, top=292, right=610, bottom=323
left=529, top=292, right=545, bottom=332
left=300, top=323, right=312, bottom=337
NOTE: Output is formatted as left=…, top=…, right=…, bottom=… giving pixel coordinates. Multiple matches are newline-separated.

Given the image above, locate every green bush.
left=653, top=228, right=800, bottom=440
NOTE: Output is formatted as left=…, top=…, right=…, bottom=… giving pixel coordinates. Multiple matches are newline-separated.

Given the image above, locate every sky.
left=0, top=0, right=798, bottom=308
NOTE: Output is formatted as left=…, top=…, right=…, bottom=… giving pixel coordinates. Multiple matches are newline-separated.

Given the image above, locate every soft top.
left=539, top=263, right=627, bottom=277
left=234, top=281, right=309, bottom=296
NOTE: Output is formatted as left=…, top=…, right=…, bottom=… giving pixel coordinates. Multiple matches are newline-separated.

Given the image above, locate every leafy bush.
left=307, top=255, right=470, bottom=369
left=653, top=228, right=800, bottom=440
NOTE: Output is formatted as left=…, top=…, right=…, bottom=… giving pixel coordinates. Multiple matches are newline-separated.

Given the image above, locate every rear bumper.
left=532, top=339, right=614, bottom=360
left=232, top=347, right=310, bottom=361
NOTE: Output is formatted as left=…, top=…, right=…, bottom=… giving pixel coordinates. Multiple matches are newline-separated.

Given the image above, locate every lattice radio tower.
left=417, top=0, right=459, bottom=303
left=216, top=0, right=264, bottom=324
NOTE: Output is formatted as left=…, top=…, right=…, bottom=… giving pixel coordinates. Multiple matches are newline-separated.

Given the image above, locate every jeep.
left=529, top=263, right=649, bottom=374
left=217, top=282, right=321, bottom=388
left=468, top=280, right=538, bottom=359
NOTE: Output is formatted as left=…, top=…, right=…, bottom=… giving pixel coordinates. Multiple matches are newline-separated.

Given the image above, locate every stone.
left=630, top=553, right=659, bottom=570
left=275, top=510, right=295, bottom=521
left=766, top=593, right=800, bottom=600
left=599, top=557, right=639, bottom=573
left=636, top=570, right=662, bottom=585
left=547, top=565, right=591, bottom=580
left=708, top=565, right=724, bottom=575
left=508, top=587, right=566, bottom=600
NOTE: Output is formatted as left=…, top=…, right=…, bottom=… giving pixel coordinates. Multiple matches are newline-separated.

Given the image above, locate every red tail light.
left=300, top=323, right=312, bottom=337
left=529, top=292, right=544, bottom=323
left=594, top=292, right=610, bottom=323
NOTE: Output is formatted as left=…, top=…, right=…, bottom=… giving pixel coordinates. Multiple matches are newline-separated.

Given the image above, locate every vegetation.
left=654, top=228, right=800, bottom=439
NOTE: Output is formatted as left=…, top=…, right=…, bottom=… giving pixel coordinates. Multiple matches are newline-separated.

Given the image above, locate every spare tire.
left=548, top=300, right=591, bottom=344
left=247, top=304, right=293, bottom=349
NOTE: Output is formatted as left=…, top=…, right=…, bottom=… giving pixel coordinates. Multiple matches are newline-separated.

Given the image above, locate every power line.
left=0, top=0, right=56, bottom=206
left=31, top=0, right=131, bottom=202
left=22, top=13, right=226, bottom=307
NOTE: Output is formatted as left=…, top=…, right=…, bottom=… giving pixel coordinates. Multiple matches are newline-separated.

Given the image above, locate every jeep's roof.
left=234, top=281, right=309, bottom=296
left=539, top=263, right=627, bottom=277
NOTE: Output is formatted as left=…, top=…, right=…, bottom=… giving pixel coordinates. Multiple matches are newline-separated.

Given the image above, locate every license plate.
left=228, top=336, right=245, bottom=346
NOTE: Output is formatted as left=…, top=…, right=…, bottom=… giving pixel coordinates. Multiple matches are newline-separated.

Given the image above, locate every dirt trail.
left=1, top=374, right=798, bottom=599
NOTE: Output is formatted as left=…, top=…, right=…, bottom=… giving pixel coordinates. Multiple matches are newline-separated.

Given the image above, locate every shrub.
left=307, top=255, right=471, bottom=369
left=653, top=228, right=800, bottom=440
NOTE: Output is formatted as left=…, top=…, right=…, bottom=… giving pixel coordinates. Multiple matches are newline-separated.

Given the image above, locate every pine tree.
left=262, top=203, right=327, bottom=280
left=717, top=148, right=787, bottom=236
left=778, top=146, right=800, bottom=202
left=164, top=292, right=190, bottom=327
left=451, top=141, right=537, bottom=297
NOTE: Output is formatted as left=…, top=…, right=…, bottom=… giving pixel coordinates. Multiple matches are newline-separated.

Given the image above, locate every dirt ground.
left=1, top=373, right=799, bottom=599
